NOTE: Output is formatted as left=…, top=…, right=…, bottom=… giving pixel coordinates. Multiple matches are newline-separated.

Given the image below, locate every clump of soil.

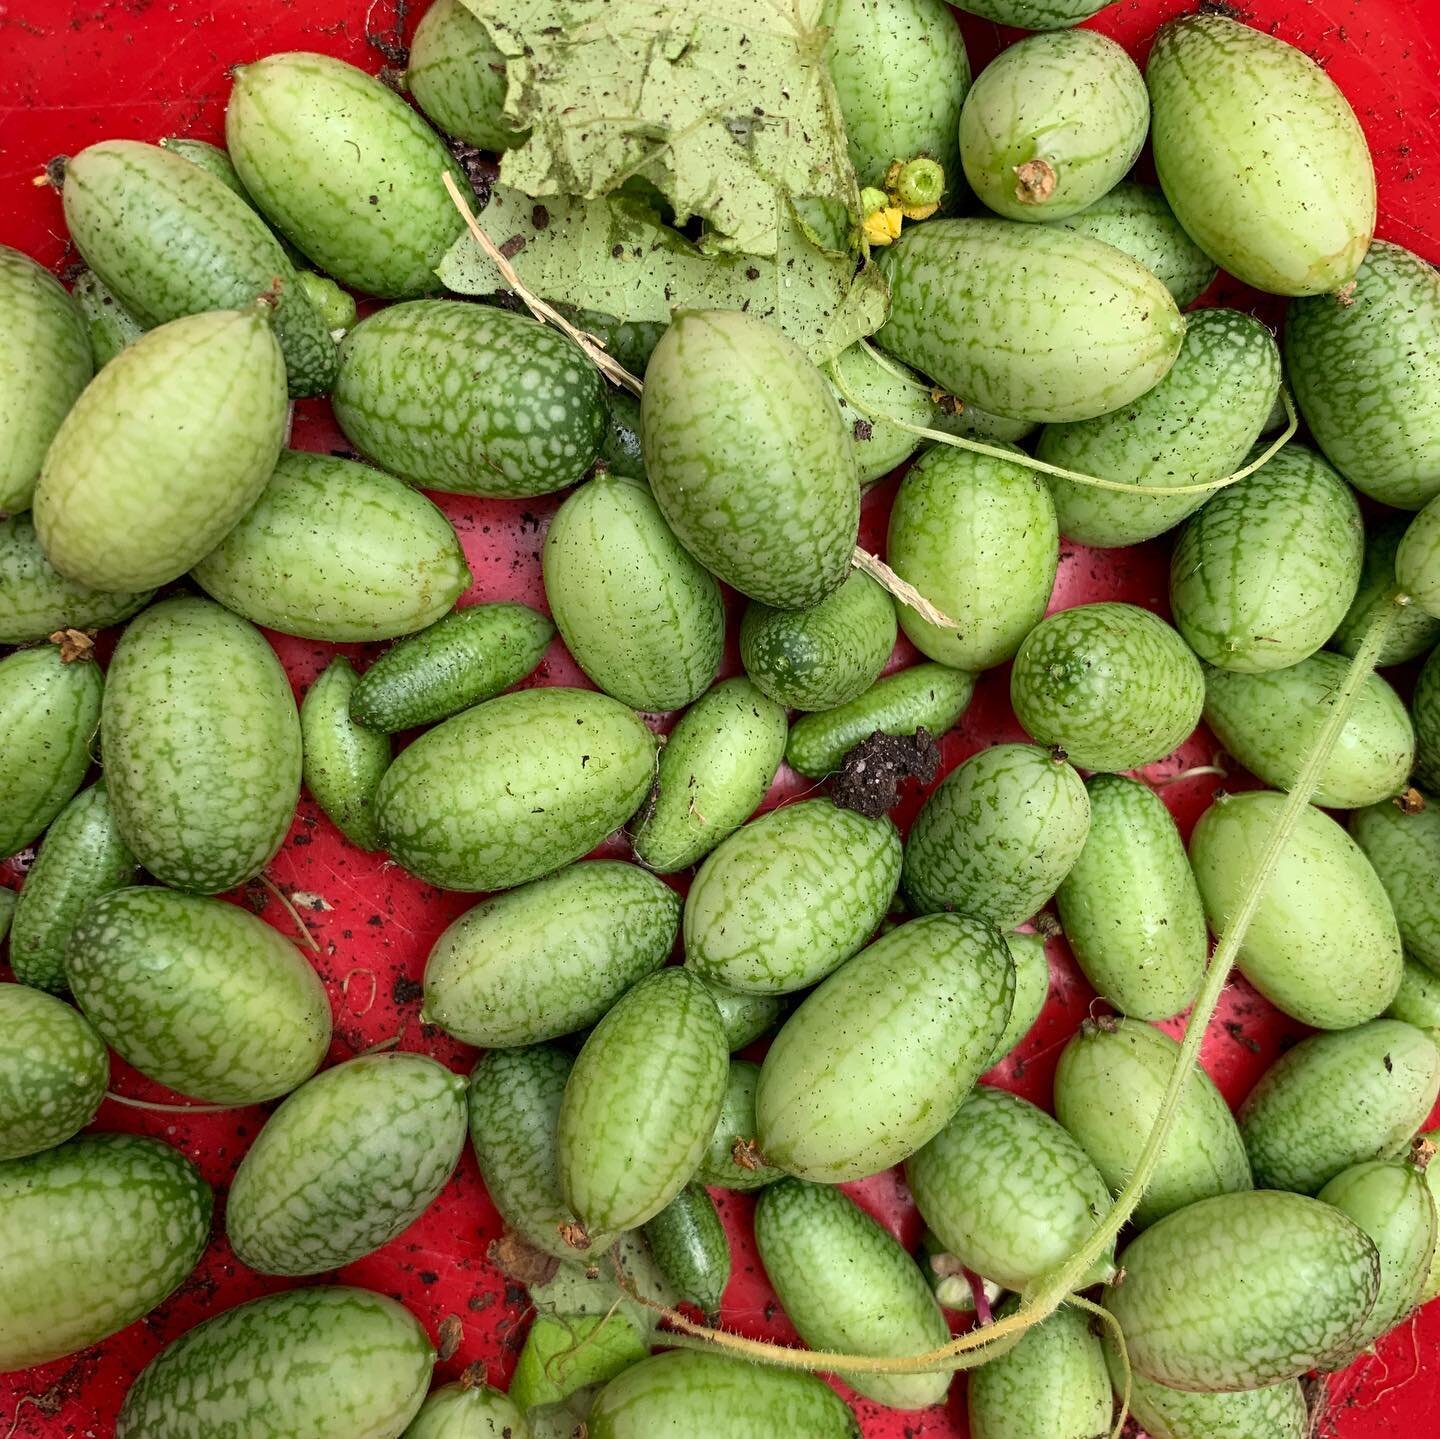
left=831, top=728, right=941, bottom=817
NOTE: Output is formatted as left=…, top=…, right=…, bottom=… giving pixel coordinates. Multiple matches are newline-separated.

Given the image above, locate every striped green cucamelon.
left=949, top=1, right=1107, bottom=28
left=683, top=798, right=901, bottom=995
left=1190, top=792, right=1403, bottom=1029
left=544, top=473, right=724, bottom=711
left=558, top=967, right=727, bottom=1234
left=827, top=345, right=930, bottom=484
left=0, top=985, right=107, bottom=1160
left=300, top=658, right=390, bottom=851
left=350, top=602, right=555, bottom=732
left=72, top=268, right=144, bottom=367
left=1046, top=182, right=1217, bottom=307
left=1169, top=443, right=1364, bottom=672
left=586, top=1351, right=861, bottom=1439
left=960, top=30, right=1147, bottom=222
left=334, top=301, right=606, bottom=496
left=226, top=52, right=467, bottom=298
left=757, top=913, right=1014, bottom=1182
left=0, top=643, right=101, bottom=860
left=9, top=781, right=136, bottom=992
left=1010, top=602, right=1204, bottom=771
left=1398, top=495, right=1440, bottom=619
left=641, top=310, right=858, bottom=609
left=1147, top=14, right=1375, bottom=296
left=192, top=451, right=470, bottom=641
left=1332, top=516, right=1440, bottom=664
left=704, top=984, right=782, bottom=1053
left=0, top=244, right=92, bottom=514
left=406, top=0, right=523, bottom=152
left=630, top=678, right=786, bottom=873
left=401, top=1381, right=528, bottom=1439
left=967, top=1300, right=1112, bottom=1439
left=1055, top=775, right=1206, bottom=1021
left=1203, top=654, right=1414, bottom=808
left=158, top=136, right=256, bottom=201
left=1389, top=959, right=1440, bottom=1044
left=375, top=687, right=655, bottom=892
left=33, top=307, right=286, bottom=591
left=903, top=743, right=1090, bottom=925
left=227, top=1053, right=468, bottom=1275
left=696, top=1059, right=784, bottom=1190
left=987, top=931, right=1050, bottom=1067
left=786, top=662, right=974, bottom=778
left=115, top=1286, right=434, bottom=1439
left=1352, top=794, right=1440, bottom=973
left=740, top=571, right=896, bottom=712
left=468, top=1045, right=612, bottom=1260
left=0, top=1133, right=211, bottom=1371
left=61, top=139, right=337, bottom=397
left=1104, top=1190, right=1381, bottom=1390
left=422, top=860, right=679, bottom=1046
left=66, top=887, right=331, bottom=1105
left=1239, top=1020, right=1440, bottom=1194
left=885, top=443, right=1058, bottom=670
left=1418, top=647, right=1440, bottom=791
left=877, top=218, right=1184, bottom=423
left=1288, top=242, right=1440, bottom=508
left=1040, top=308, right=1281, bottom=547
left=644, top=1182, right=731, bottom=1321
left=102, top=597, right=301, bottom=892
left=1054, top=1018, right=1251, bottom=1228
left=0, top=512, right=151, bottom=643
left=755, top=1179, right=950, bottom=1409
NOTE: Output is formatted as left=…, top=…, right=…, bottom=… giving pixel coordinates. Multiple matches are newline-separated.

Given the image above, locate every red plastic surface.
left=3, top=1, right=1440, bottom=1434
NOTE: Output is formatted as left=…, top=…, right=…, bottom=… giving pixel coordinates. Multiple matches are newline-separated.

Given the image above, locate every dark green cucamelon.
left=1398, top=495, right=1440, bottom=619
left=0, top=889, right=11, bottom=943
left=1332, top=515, right=1440, bottom=664
left=406, top=0, right=523, bottom=152
left=71, top=268, right=144, bottom=367
left=300, top=658, right=390, bottom=851
left=400, top=1381, right=527, bottom=1439
left=601, top=385, right=645, bottom=477
left=696, top=1059, right=784, bottom=1191
left=1352, top=795, right=1440, bottom=973
left=1389, top=959, right=1440, bottom=1043
left=987, top=931, right=1050, bottom=1067
left=643, top=1182, right=731, bottom=1321
left=1417, top=647, right=1440, bottom=791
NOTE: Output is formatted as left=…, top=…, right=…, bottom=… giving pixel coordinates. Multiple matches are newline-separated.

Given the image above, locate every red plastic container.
left=3, top=1, right=1440, bottom=1434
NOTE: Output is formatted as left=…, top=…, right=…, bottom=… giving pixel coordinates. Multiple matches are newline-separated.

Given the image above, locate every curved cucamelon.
left=422, top=860, right=680, bottom=1046
left=643, top=1182, right=731, bottom=1321
left=757, top=913, right=1014, bottom=1183
left=827, top=344, right=931, bottom=484
left=406, top=0, right=523, bottom=152
left=1352, top=795, right=1440, bottom=973
left=375, top=687, right=655, bottom=892
left=226, top=1053, right=468, bottom=1275
left=987, top=931, right=1050, bottom=1067
left=300, top=658, right=390, bottom=851
left=71, top=268, right=144, bottom=368
left=1398, top=495, right=1440, bottom=619
left=697, top=1059, right=784, bottom=1190
left=1331, top=515, right=1440, bottom=664
left=401, top=1382, right=527, bottom=1439
left=0, top=985, right=108, bottom=1161
left=192, top=450, right=471, bottom=641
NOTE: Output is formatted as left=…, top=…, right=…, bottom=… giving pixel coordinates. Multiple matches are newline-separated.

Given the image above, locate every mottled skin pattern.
left=1148, top=16, right=1375, bottom=296
left=334, top=302, right=605, bottom=497
left=374, top=687, right=656, bottom=892
left=640, top=310, right=858, bottom=610
left=1238, top=1020, right=1440, bottom=1194
left=1170, top=444, right=1364, bottom=672
left=949, top=0, right=1106, bottom=25
left=643, top=1183, right=731, bottom=1320
left=557, top=968, right=727, bottom=1232
left=1398, top=494, right=1440, bottom=618
left=544, top=473, right=724, bottom=711
left=905, top=1086, right=1115, bottom=1291
left=704, top=982, right=782, bottom=1052
left=1353, top=796, right=1440, bottom=972
left=886, top=444, right=1058, bottom=670
left=755, top=1180, right=950, bottom=1409
left=61, top=140, right=336, bottom=396
left=226, top=53, right=467, bottom=298
left=1416, top=647, right=1440, bottom=791
left=1104, top=1190, right=1380, bottom=1391
left=422, top=860, right=679, bottom=1045
left=400, top=1381, right=526, bottom=1439
left=903, top=743, right=1089, bottom=926
left=407, top=0, right=520, bottom=153
left=1046, top=182, right=1216, bottom=306
left=786, top=662, right=974, bottom=777
left=967, top=1300, right=1112, bottom=1439
left=631, top=678, right=787, bottom=873
left=0, top=244, right=92, bottom=512
left=1055, top=775, right=1206, bottom=1021
left=758, top=914, right=1013, bottom=1182
left=1205, top=654, right=1414, bottom=808
left=684, top=799, right=901, bottom=994
left=0, top=645, right=101, bottom=859
left=586, top=1351, right=860, bottom=1439
left=227, top=1054, right=467, bottom=1276
left=192, top=451, right=470, bottom=641
left=1287, top=242, right=1440, bottom=507
left=467, top=1045, right=610, bottom=1262
left=828, top=345, right=930, bottom=484
left=988, top=932, right=1050, bottom=1066
left=66, top=888, right=331, bottom=1105
left=696, top=1060, right=784, bottom=1191
left=0, top=984, right=107, bottom=1160
left=33, top=308, right=287, bottom=591
left=1041, top=308, right=1280, bottom=547
left=1389, top=959, right=1440, bottom=1038
left=0, top=1134, right=212, bottom=1370
left=0, top=513, right=150, bottom=644
left=1054, top=1018, right=1251, bottom=1229
left=961, top=31, right=1147, bottom=222
left=300, top=659, right=390, bottom=851
left=115, top=1286, right=434, bottom=1439
left=1190, top=793, right=1403, bottom=1029
left=73, top=269, right=145, bottom=367
left=876, top=219, right=1183, bottom=423
left=1332, top=516, right=1440, bottom=663
left=103, top=598, right=301, bottom=892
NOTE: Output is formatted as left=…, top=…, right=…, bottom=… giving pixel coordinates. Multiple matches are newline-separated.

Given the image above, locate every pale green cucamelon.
left=704, top=983, right=782, bottom=1052
left=406, top=0, right=523, bottom=152
left=1389, top=959, right=1440, bottom=1044
left=401, top=1382, right=528, bottom=1439
left=696, top=1059, right=784, bottom=1191
left=949, top=1, right=1107, bottom=28
left=987, top=931, right=1050, bottom=1067
left=1351, top=794, right=1440, bottom=973
left=827, top=345, right=931, bottom=484
left=1331, top=515, right=1440, bottom=664
left=300, top=658, right=390, bottom=852
left=0, top=984, right=107, bottom=1161
left=1398, top=494, right=1440, bottom=619
left=71, top=268, right=144, bottom=368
